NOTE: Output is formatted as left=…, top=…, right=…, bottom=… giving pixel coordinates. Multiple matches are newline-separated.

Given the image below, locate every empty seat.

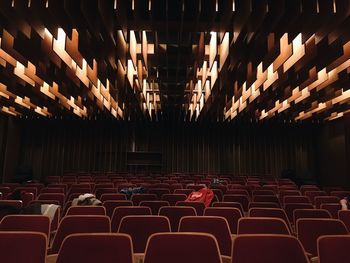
left=50, top=215, right=111, bottom=254
left=338, top=210, right=350, bottom=232
left=222, top=195, right=249, bottom=211
left=179, top=216, right=232, bottom=257
left=252, top=195, right=280, bottom=204
left=103, top=200, right=133, bottom=218
left=0, top=215, right=50, bottom=237
left=95, top=188, right=118, bottom=199
left=0, top=232, right=47, bottom=263
left=111, top=206, right=152, bottom=232
left=212, top=202, right=244, bottom=215
left=144, top=233, right=222, bottom=263
left=175, top=201, right=206, bottom=216
left=40, top=188, right=65, bottom=194
left=204, top=207, right=242, bottom=234
left=238, top=217, right=290, bottom=235
left=100, top=193, right=127, bottom=202
left=305, top=191, right=327, bottom=204
left=158, top=206, right=197, bottom=232
left=53, top=233, right=133, bottom=263
left=321, top=203, right=342, bottom=219
left=283, top=196, right=311, bottom=204
left=296, top=218, right=349, bottom=256
left=293, top=209, right=331, bottom=226
left=248, top=202, right=280, bottom=209
left=118, top=215, right=170, bottom=253
left=279, top=190, right=301, bottom=203
left=252, top=190, right=275, bottom=196
left=148, top=188, right=171, bottom=199
left=314, top=196, right=340, bottom=209
left=284, top=203, right=314, bottom=222
left=225, top=189, right=250, bottom=197
left=66, top=206, right=106, bottom=216
left=173, top=189, right=193, bottom=196
left=131, top=194, right=158, bottom=206
left=161, top=194, right=187, bottom=206
left=318, top=235, right=350, bottom=263
left=330, top=191, right=350, bottom=199
left=300, top=185, right=320, bottom=195
left=249, top=208, right=291, bottom=231
left=231, top=234, right=309, bottom=263
left=38, top=193, right=65, bottom=206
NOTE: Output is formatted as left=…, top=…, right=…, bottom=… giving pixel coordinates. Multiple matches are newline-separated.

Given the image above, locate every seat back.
left=139, top=201, right=170, bottom=215
left=212, top=201, right=244, bottom=215
left=56, top=233, right=133, bottom=263
left=283, top=196, right=311, bottom=204
left=131, top=194, right=158, bottom=205
left=204, top=207, right=242, bottom=234
left=231, top=234, right=309, bottom=263
left=51, top=215, right=111, bottom=254
left=338, top=210, right=350, bottom=232
left=100, top=193, right=127, bottom=202
left=317, top=235, right=350, bottom=263
left=103, top=200, right=133, bottom=218
left=175, top=201, right=205, bottom=216
left=249, top=208, right=291, bottom=231
left=284, top=203, right=314, bottom=222
left=314, top=196, right=340, bottom=209
left=158, top=206, right=196, bottom=232
left=296, top=218, right=349, bottom=256
left=111, top=206, right=152, bottom=232
left=0, top=215, right=50, bottom=238
left=161, top=194, right=187, bottom=206
left=66, top=206, right=106, bottom=216
left=321, top=203, right=342, bottom=219
left=178, top=216, right=232, bottom=257
left=0, top=232, right=47, bottom=263
left=293, top=209, right=331, bottom=226
left=223, top=195, right=249, bottom=211
left=118, top=215, right=170, bottom=253
left=238, top=217, right=290, bottom=235
left=144, top=233, right=222, bottom=263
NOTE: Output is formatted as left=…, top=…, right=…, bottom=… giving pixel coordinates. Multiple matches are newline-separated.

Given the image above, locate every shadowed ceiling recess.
left=0, top=0, right=349, bottom=122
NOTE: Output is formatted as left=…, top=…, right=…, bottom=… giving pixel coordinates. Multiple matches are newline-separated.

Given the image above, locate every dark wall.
left=316, top=117, right=349, bottom=187
left=15, top=119, right=317, bottom=181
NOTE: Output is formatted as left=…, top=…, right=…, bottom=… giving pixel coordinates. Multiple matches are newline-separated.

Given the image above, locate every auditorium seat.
left=248, top=202, right=280, bottom=209
left=249, top=208, right=291, bottom=231
left=204, top=207, right=242, bottom=234
left=118, top=215, right=170, bottom=254
left=338, top=210, right=350, bottom=232
left=173, top=189, right=193, bottom=195
left=158, top=206, right=197, bottom=232
left=131, top=194, right=158, bottom=206
left=320, top=203, right=342, bottom=219
left=161, top=194, right=187, bottom=206
left=66, top=206, right=106, bottom=216
left=293, top=209, right=331, bottom=226
left=222, top=195, right=249, bottom=212
left=283, top=196, right=311, bottom=204
left=329, top=191, right=350, bottom=199
left=279, top=190, right=301, bottom=203
left=175, top=201, right=206, bottom=216
left=49, top=215, right=111, bottom=254
left=178, top=216, right=232, bottom=258
left=252, top=190, right=275, bottom=196
left=139, top=201, right=170, bottom=215
left=51, top=233, right=133, bottom=263
left=317, top=235, right=350, bottom=263
left=148, top=188, right=171, bottom=199
left=100, top=193, right=127, bottom=202
left=237, top=217, right=290, bottom=235
left=296, top=218, right=349, bottom=256
left=94, top=188, right=118, bottom=199
left=143, top=233, right=222, bottom=263
left=40, top=188, right=65, bottom=194
left=111, top=206, right=152, bottom=232
left=0, top=232, right=47, bottom=263
left=305, top=191, right=327, bottom=205
left=300, top=185, right=320, bottom=195
left=0, top=215, right=50, bottom=237
left=284, top=203, right=314, bottom=222
left=103, top=200, right=133, bottom=218
left=252, top=195, right=280, bottom=204
left=38, top=193, right=65, bottom=206
left=314, top=196, right=340, bottom=209
left=231, top=234, right=309, bottom=263
left=225, top=189, right=250, bottom=197
left=212, top=202, right=244, bottom=215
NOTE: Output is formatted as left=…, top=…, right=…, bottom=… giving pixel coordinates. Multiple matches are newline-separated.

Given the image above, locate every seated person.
left=340, top=196, right=350, bottom=210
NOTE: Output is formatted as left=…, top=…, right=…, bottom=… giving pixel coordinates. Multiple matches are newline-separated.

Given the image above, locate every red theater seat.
left=249, top=208, right=291, bottom=231
left=204, top=207, right=242, bottom=234
left=284, top=203, right=314, bottom=222
left=66, top=206, right=106, bottom=216
left=238, top=217, right=290, bottom=235
left=178, top=216, right=232, bottom=258
left=175, top=201, right=205, bottom=216
left=143, top=233, right=222, bottom=263
left=161, top=194, right=187, bottom=206
left=314, top=196, right=340, bottom=209
left=212, top=202, right=244, bottom=215
left=103, top=200, right=133, bottom=218
left=231, top=234, right=309, bottom=263
left=53, top=233, right=133, bottom=263
left=139, top=201, right=170, bottom=215
left=222, top=194, right=249, bottom=212
left=111, top=206, right=152, bottom=232
left=118, top=215, right=170, bottom=253
left=100, top=193, right=127, bottom=202
left=338, top=210, right=350, bottom=232
left=293, top=209, right=331, bottom=226
left=131, top=194, right=158, bottom=206
left=0, top=232, right=47, bottom=263
left=318, top=235, right=350, bottom=263
left=296, top=218, right=348, bottom=256
left=158, top=206, right=197, bottom=232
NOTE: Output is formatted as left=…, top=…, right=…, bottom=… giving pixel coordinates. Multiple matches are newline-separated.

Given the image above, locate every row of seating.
left=0, top=214, right=349, bottom=262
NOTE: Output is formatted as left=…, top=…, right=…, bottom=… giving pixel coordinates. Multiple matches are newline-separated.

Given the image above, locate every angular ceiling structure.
left=0, top=0, right=350, bottom=122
